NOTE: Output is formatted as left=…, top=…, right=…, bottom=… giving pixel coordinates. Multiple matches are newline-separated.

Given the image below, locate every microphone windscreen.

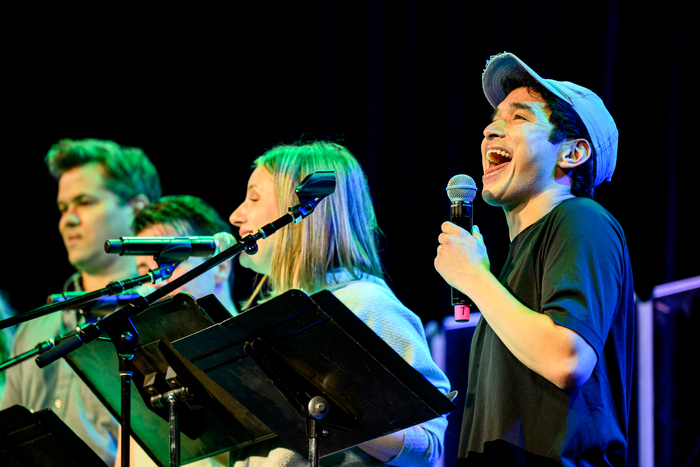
left=213, top=232, right=236, bottom=254
left=446, top=174, right=477, bottom=202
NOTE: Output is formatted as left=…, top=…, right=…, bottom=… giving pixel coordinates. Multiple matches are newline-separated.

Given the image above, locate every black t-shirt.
left=458, top=197, right=635, bottom=466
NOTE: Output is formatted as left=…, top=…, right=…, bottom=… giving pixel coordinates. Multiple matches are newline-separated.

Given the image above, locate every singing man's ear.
left=558, top=139, right=592, bottom=170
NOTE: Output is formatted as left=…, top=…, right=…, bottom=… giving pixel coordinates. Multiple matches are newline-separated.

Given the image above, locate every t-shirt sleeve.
left=540, top=202, right=627, bottom=358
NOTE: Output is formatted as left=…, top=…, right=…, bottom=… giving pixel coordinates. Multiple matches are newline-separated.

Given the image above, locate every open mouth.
left=487, top=149, right=512, bottom=167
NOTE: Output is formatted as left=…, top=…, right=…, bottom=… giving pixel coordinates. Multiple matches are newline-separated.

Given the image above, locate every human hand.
left=434, top=222, right=490, bottom=296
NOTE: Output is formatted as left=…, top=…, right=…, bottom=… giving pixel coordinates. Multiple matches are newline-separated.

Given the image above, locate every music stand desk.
left=65, top=293, right=274, bottom=467
left=0, top=405, right=108, bottom=467
left=172, top=289, right=456, bottom=460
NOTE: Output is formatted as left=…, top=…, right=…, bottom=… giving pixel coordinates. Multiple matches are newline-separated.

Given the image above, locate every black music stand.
left=171, top=289, right=457, bottom=463
left=64, top=293, right=275, bottom=467
left=0, top=405, right=108, bottom=467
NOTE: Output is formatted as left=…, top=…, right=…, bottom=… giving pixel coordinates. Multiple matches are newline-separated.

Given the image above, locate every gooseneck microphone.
left=446, top=174, right=478, bottom=321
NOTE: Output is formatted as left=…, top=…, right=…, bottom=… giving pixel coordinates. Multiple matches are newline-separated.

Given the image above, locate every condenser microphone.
left=446, top=174, right=478, bottom=321
left=105, top=235, right=218, bottom=257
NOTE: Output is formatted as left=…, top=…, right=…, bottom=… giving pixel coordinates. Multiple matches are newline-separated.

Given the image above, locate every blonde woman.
left=230, top=139, right=450, bottom=466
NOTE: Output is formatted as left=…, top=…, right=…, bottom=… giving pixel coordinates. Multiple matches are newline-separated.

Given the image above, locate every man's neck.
left=79, top=258, right=138, bottom=292
left=503, top=190, right=576, bottom=241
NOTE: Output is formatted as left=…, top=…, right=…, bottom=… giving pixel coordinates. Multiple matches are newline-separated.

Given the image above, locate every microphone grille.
left=446, top=174, right=477, bottom=202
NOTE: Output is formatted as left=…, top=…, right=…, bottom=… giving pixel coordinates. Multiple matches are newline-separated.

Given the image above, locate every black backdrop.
left=2, top=2, right=694, bottom=327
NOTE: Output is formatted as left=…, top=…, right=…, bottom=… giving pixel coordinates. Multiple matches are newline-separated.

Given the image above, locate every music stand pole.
left=149, top=384, right=192, bottom=467
left=101, top=314, right=141, bottom=467
left=306, top=396, right=329, bottom=467
left=120, top=356, right=134, bottom=467
left=307, top=417, right=319, bottom=467
left=169, top=394, right=180, bottom=467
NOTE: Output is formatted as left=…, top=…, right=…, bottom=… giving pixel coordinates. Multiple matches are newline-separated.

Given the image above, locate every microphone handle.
left=450, top=201, right=475, bottom=321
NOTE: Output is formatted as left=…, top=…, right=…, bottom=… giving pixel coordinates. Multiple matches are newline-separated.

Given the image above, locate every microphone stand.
left=0, top=293, right=146, bottom=374
left=0, top=267, right=172, bottom=467
left=0, top=170, right=336, bottom=467
left=0, top=268, right=175, bottom=332
left=0, top=338, right=56, bottom=372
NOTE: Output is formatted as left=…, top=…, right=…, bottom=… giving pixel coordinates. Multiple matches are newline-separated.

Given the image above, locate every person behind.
left=229, top=139, right=451, bottom=466
left=0, top=138, right=161, bottom=466
left=114, top=194, right=236, bottom=467
left=434, top=52, right=634, bottom=466
left=133, top=194, right=237, bottom=315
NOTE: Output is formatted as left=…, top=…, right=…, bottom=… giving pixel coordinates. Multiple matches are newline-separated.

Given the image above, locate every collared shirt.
left=0, top=272, right=119, bottom=465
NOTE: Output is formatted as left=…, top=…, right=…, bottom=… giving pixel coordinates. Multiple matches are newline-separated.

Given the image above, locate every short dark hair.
left=502, top=73, right=597, bottom=199
left=133, top=194, right=231, bottom=237
left=45, top=138, right=162, bottom=204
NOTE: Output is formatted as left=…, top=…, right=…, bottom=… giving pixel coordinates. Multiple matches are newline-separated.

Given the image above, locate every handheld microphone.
left=446, top=174, right=478, bottom=321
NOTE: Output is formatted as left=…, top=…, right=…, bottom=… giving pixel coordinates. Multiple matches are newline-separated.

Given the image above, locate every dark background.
left=0, top=2, right=696, bottom=466
left=2, top=2, right=694, bottom=319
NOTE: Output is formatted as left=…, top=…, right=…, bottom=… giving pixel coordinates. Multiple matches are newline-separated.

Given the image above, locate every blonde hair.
left=246, top=140, right=383, bottom=307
